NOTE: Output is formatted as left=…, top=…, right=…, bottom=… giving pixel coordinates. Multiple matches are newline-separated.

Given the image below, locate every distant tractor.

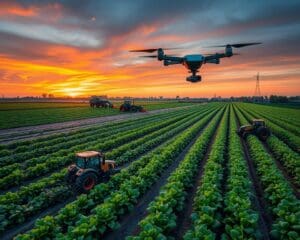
left=238, top=119, right=271, bottom=141
left=119, top=99, right=146, bottom=112
left=65, top=151, right=120, bottom=193
left=89, top=96, right=113, bottom=108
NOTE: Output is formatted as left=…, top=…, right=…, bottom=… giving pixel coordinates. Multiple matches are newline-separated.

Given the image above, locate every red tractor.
left=65, top=151, right=120, bottom=193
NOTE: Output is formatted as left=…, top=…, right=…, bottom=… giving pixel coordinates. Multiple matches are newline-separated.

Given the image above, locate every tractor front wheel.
left=74, top=172, right=98, bottom=194
left=256, top=127, right=271, bottom=142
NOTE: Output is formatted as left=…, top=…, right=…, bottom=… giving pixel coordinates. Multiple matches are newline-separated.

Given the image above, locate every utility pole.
left=254, top=72, right=261, bottom=97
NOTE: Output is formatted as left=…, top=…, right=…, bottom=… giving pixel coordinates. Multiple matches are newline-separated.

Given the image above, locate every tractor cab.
left=252, top=119, right=266, bottom=128
left=66, top=151, right=119, bottom=193
left=74, top=151, right=116, bottom=172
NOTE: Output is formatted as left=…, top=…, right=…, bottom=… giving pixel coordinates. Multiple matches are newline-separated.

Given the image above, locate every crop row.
left=235, top=106, right=300, bottom=239
left=183, top=106, right=229, bottom=239
left=127, top=104, right=225, bottom=239
left=0, top=107, right=218, bottom=233
left=221, top=105, right=260, bottom=239
left=244, top=107, right=300, bottom=136
left=0, top=108, right=195, bottom=177
left=0, top=107, right=192, bottom=163
left=238, top=104, right=300, bottom=153
left=0, top=109, right=204, bottom=190
left=242, top=103, right=300, bottom=127
left=238, top=106, right=300, bottom=184
left=15, top=106, right=224, bottom=239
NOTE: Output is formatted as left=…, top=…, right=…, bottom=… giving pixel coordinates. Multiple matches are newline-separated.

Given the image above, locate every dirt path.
left=103, top=116, right=214, bottom=240
left=0, top=107, right=190, bottom=144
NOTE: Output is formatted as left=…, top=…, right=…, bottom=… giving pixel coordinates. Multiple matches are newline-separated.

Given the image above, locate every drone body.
left=130, top=43, right=261, bottom=83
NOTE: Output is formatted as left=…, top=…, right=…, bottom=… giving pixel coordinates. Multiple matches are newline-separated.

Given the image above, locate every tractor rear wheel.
left=74, top=172, right=98, bottom=194
left=256, top=126, right=271, bottom=141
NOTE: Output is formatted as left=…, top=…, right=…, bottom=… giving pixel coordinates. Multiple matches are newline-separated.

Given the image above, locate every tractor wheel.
left=237, top=128, right=243, bottom=136
left=74, top=172, right=98, bottom=194
left=242, top=132, right=248, bottom=139
left=65, top=171, right=76, bottom=184
left=256, top=127, right=271, bottom=142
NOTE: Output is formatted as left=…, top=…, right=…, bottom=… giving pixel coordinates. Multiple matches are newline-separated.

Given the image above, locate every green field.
left=0, top=102, right=299, bottom=240
left=0, top=101, right=192, bottom=129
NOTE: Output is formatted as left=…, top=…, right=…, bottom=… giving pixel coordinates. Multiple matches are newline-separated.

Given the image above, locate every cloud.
left=0, top=20, right=102, bottom=47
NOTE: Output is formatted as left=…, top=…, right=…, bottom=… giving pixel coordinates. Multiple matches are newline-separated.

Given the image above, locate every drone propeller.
left=203, top=53, right=240, bottom=56
left=139, top=54, right=178, bottom=58
left=207, top=42, right=261, bottom=48
left=130, top=47, right=179, bottom=53
left=139, top=55, right=157, bottom=58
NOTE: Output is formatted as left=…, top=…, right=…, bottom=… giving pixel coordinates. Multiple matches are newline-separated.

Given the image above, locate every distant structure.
left=254, top=72, right=261, bottom=97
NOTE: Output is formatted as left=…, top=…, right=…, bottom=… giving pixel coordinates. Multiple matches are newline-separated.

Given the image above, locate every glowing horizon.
left=0, top=1, right=299, bottom=98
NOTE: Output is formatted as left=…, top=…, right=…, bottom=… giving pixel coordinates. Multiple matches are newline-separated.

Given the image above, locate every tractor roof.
left=253, top=119, right=264, bottom=122
left=76, top=151, right=100, bottom=158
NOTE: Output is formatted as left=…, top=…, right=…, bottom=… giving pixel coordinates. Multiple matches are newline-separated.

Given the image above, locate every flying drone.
left=130, top=42, right=261, bottom=83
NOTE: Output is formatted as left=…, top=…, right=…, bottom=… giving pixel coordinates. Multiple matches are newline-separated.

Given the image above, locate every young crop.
left=237, top=106, right=300, bottom=184
left=127, top=106, right=225, bottom=239
left=238, top=104, right=300, bottom=153
left=0, top=112, right=198, bottom=190
left=16, top=105, right=223, bottom=239
left=183, top=108, right=229, bottom=239
left=0, top=107, right=216, bottom=233
left=235, top=106, right=300, bottom=239
left=222, top=105, right=260, bottom=239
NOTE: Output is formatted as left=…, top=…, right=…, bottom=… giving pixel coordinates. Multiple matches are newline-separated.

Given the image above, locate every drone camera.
left=186, top=75, right=201, bottom=83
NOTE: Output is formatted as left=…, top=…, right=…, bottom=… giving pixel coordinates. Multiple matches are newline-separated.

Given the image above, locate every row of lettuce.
left=1, top=107, right=217, bottom=233
left=0, top=105, right=219, bottom=233
left=235, top=106, right=300, bottom=239
left=0, top=108, right=189, bottom=166
left=237, top=105, right=300, bottom=185
left=0, top=108, right=204, bottom=190
left=14, top=105, right=223, bottom=239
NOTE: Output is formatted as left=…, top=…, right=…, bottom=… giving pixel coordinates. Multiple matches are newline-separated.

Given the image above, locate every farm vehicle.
left=90, top=96, right=114, bottom=108
left=65, top=151, right=120, bottom=193
left=238, top=119, right=271, bottom=141
left=119, top=99, right=146, bottom=112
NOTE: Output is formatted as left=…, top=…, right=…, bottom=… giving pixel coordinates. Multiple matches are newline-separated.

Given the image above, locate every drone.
left=130, top=42, right=261, bottom=83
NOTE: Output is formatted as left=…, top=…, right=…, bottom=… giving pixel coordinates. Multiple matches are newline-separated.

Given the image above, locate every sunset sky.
left=0, top=0, right=299, bottom=98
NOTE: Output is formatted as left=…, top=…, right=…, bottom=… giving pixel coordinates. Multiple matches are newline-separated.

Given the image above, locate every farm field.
left=0, top=101, right=192, bottom=129
left=0, top=102, right=299, bottom=240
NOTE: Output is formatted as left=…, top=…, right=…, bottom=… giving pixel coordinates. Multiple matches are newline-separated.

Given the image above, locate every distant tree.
left=42, top=93, right=47, bottom=98
left=270, top=95, right=288, bottom=103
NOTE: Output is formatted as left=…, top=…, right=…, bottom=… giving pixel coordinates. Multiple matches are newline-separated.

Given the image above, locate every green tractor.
left=119, top=99, right=146, bottom=112
left=238, top=119, right=271, bottom=141
left=65, top=151, right=120, bottom=193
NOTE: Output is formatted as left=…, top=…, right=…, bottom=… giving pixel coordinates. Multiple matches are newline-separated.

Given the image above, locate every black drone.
left=130, top=42, right=261, bottom=83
